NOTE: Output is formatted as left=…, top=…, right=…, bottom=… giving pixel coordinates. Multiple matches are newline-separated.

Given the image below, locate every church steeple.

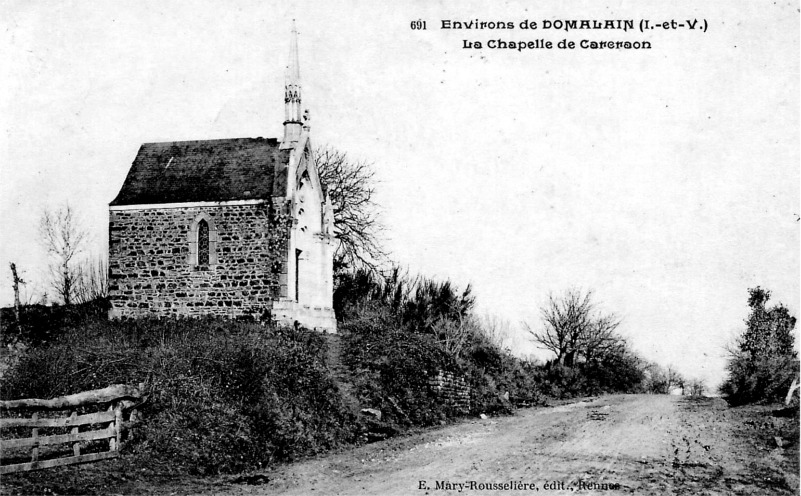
left=283, top=21, right=303, bottom=145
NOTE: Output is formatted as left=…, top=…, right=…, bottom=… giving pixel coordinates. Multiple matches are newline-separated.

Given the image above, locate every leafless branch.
left=315, top=146, right=387, bottom=273
left=39, top=203, right=89, bottom=305
left=525, top=288, right=626, bottom=366
left=74, top=255, right=109, bottom=303
left=478, top=313, right=512, bottom=350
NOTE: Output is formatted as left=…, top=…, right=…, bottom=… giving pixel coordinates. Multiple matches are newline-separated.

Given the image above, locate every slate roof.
left=110, top=138, right=288, bottom=206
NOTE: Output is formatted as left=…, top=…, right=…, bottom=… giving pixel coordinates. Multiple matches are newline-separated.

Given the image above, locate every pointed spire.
left=283, top=20, right=303, bottom=145
left=287, top=20, right=300, bottom=87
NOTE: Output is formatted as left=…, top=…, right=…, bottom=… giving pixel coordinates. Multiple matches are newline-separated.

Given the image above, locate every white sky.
left=1, top=0, right=798, bottom=389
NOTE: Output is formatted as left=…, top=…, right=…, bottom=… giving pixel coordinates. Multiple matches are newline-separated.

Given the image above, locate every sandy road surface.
left=212, top=394, right=795, bottom=496
left=3, top=395, right=796, bottom=495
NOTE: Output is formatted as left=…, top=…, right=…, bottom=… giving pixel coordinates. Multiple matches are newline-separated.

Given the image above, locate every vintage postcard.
left=1, top=1, right=798, bottom=494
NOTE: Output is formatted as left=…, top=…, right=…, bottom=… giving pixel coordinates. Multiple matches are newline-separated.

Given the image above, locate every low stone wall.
left=428, top=370, right=470, bottom=413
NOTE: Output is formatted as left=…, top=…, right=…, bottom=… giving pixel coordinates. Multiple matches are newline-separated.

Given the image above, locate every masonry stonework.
left=108, top=202, right=288, bottom=319
left=428, top=370, right=471, bottom=414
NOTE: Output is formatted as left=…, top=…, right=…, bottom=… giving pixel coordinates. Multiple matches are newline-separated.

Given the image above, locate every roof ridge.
left=141, top=137, right=279, bottom=146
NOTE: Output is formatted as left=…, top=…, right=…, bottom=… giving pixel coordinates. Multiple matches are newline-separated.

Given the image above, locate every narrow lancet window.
left=197, top=219, right=210, bottom=266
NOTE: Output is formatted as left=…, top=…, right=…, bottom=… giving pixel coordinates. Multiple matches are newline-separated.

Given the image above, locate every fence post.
left=114, top=403, right=122, bottom=451
left=70, top=411, right=80, bottom=456
left=31, top=412, right=38, bottom=462
left=108, top=404, right=116, bottom=452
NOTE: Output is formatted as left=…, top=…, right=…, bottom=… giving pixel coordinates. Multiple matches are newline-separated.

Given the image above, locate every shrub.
left=721, top=287, right=798, bottom=405
left=720, top=354, right=799, bottom=405
left=580, top=352, right=646, bottom=395
left=0, top=298, right=110, bottom=348
left=1, top=317, right=357, bottom=475
left=539, top=364, right=588, bottom=399
left=341, top=308, right=462, bottom=427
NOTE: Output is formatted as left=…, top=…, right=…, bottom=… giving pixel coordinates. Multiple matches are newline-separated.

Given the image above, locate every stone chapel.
left=107, top=25, right=337, bottom=332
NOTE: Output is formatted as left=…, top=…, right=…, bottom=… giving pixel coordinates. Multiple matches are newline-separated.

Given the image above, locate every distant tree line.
left=523, top=288, right=711, bottom=396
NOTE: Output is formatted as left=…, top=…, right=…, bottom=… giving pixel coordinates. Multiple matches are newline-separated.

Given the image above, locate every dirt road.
left=3, top=395, right=797, bottom=495
left=215, top=395, right=797, bottom=496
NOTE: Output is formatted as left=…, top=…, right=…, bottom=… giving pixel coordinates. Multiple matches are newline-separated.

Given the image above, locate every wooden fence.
left=0, top=384, right=143, bottom=474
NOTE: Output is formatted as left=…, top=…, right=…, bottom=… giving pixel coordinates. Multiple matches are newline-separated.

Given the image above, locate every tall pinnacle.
left=283, top=20, right=303, bottom=144
left=287, top=20, right=300, bottom=88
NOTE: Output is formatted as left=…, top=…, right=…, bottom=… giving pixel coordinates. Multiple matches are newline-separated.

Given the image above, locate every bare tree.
left=525, top=289, right=623, bottom=366
left=525, top=289, right=593, bottom=365
left=74, top=256, right=109, bottom=303
left=315, top=146, right=385, bottom=273
left=39, top=204, right=88, bottom=305
left=582, top=313, right=624, bottom=363
left=665, top=365, right=685, bottom=393
left=478, top=313, right=512, bottom=350
left=433, top=313, right=474, bottom=358
left=642, top=363, right=685, bottom=394
left=686, top=378, right=706, bottom=397
left=642, top=362, right=669, bottom=393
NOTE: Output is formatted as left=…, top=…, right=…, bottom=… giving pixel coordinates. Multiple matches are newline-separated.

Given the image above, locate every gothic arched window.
left=188, top=213, right=217, bottom=268
left=197, top=219, right=210, bottom=266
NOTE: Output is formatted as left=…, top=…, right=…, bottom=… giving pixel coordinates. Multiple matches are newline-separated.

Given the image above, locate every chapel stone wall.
left=108, top=203, right=286, bottom=319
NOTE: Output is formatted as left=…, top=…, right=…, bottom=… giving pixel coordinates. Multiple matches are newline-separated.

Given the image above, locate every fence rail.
left=0, top=384, right=143, bottom=474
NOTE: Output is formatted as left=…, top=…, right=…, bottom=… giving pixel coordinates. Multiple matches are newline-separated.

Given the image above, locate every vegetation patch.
left=720, top=287, right=798, bottom=406
left=1, top=314, right=357, bottom=475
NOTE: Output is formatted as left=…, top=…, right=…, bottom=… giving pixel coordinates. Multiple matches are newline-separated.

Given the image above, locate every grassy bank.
left=2, top=313, right=356, bottom=476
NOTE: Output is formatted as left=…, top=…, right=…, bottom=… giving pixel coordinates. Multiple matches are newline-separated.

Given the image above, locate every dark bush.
left=538, top=363, right=588, bottom=399
left=720, top=355, right=799, bottom=406
left=0, top=298, right=110, bottom=347
left=720, top=287, right=798, bottom=405
left=341, top=308, right=461, bottom=427
left=1, top=317, right=357, bottom=475
left=580, top=352, right=647, bottom=395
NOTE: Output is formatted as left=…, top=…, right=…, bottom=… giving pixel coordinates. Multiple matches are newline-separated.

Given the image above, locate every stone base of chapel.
left=269, top=299, right=337, bottom=333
